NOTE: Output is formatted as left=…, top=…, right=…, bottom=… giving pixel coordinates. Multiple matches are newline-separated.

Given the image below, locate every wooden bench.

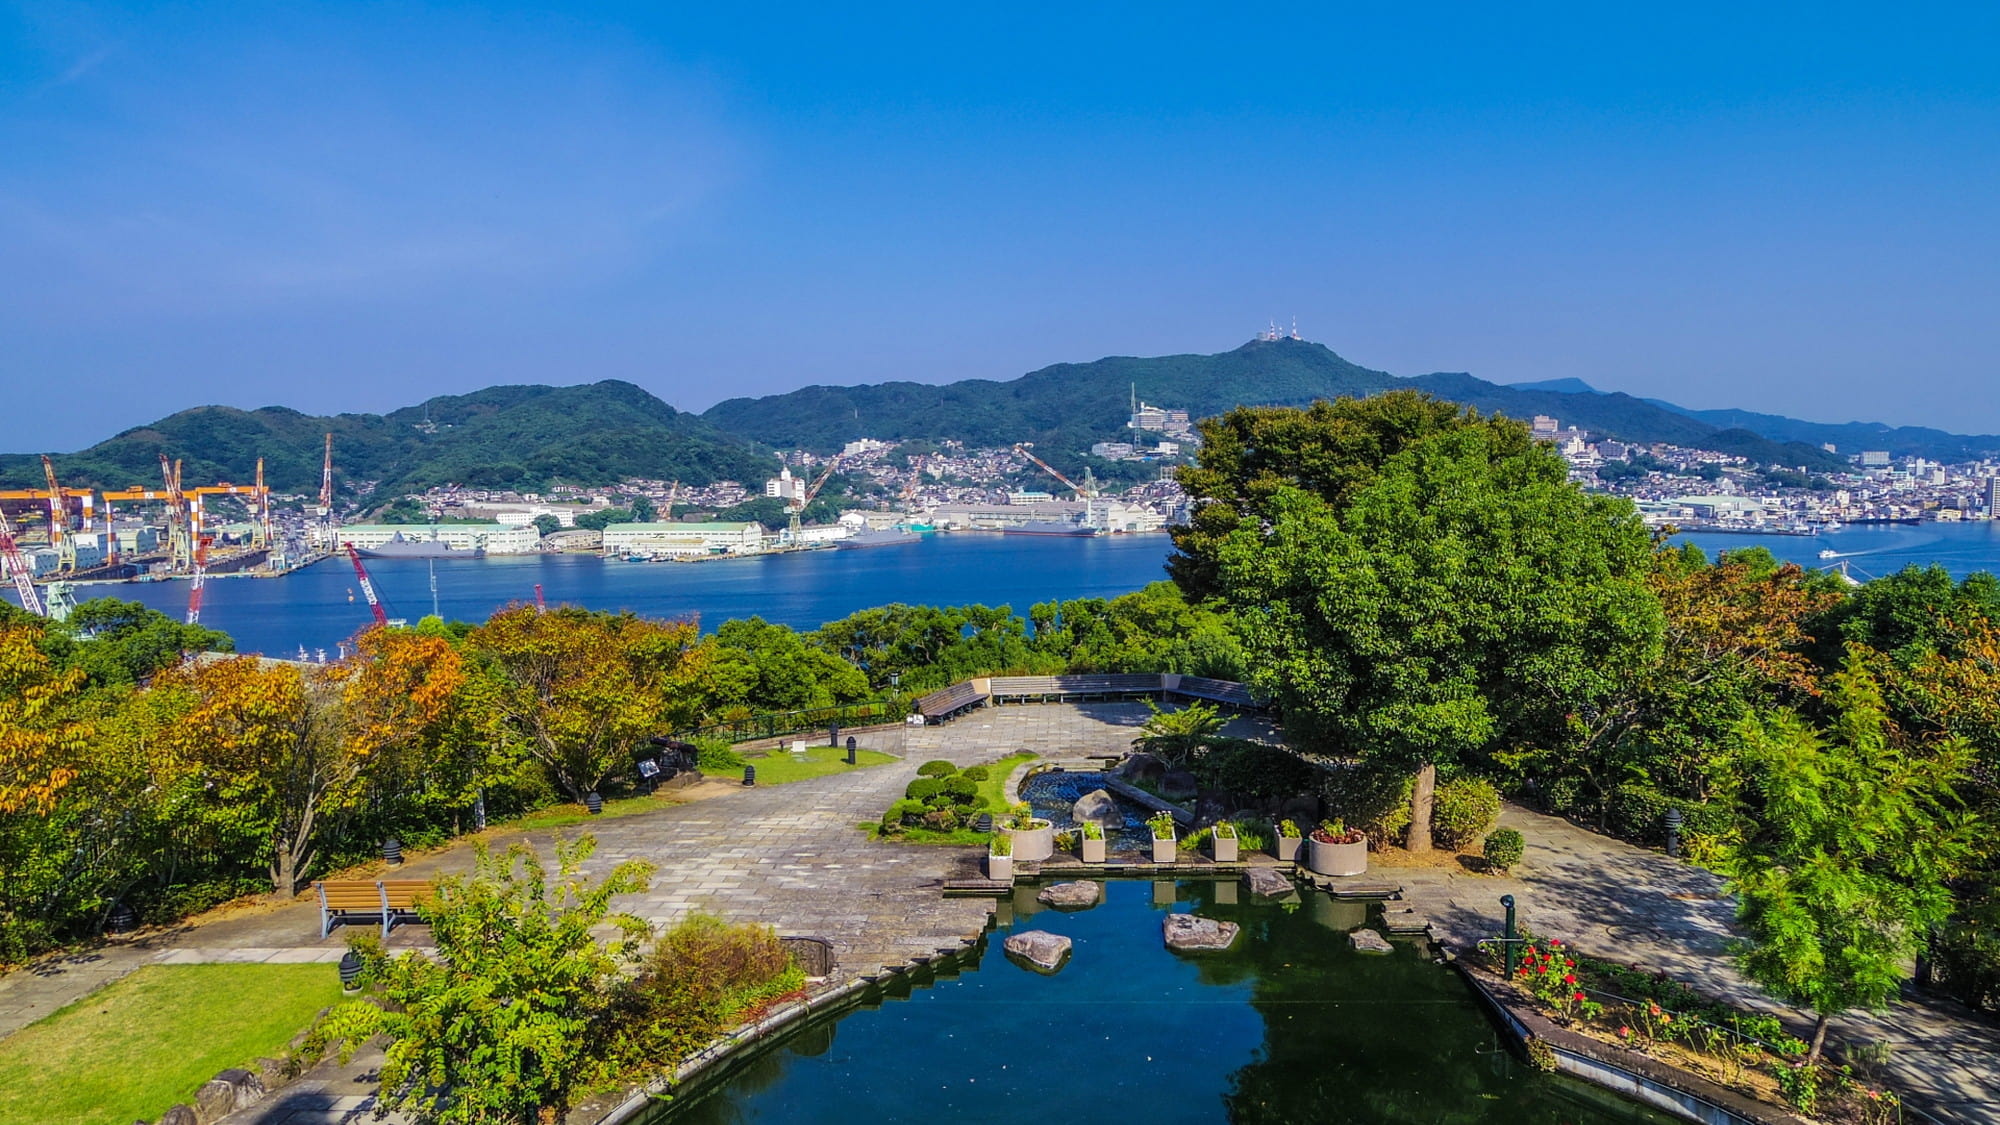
left=315, top=879, right=435, bottom=939
left=916, top=681, right=988, bottom=723
left=1169, top=675, right=1261, bottom=709
left=988, top=673, right=1163, bottom=704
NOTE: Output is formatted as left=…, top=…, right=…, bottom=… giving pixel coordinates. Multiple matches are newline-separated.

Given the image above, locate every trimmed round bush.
left=1431, top=777, right=1501, bottom=849
left=1482, top=828, right=1525, bottom=872
left=905, top=778, right=945, bottom=803
left=959, top=765, right=991, bottom=782
left=916, top=760, right=958, bottom=778
left=921, top=808, right=961, bottom=832
left=939, top=775, right=978, bottom=803
left=881, top=798, right=928, bottom=832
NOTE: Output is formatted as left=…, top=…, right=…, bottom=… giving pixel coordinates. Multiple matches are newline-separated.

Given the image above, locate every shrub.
left=939, top=775, right=978, bottom=803
left=904, top=778, right=945, bottom=803
left=1605, top=783, right=1738, bottom=847
left=920, top=808, right=960, bottom=832
left=882, top=799, right=926, bottom=829
left=1191, top=739, right=1320, bottom=799
left=959, top=765, right=991, bottom=782
left=1322, top=761, right=1413, bottom=843
left=1230, top=819, right=1269, bottom=852
left=1482, top=828, right=1525, bottom=871
left=1431, top=777, right=1501, bottom=849
left=613, top=912, right=802, bottom=1064
left=916, top=760, right=957, bottom=778
left=1180, top=825, right=1213, bottom=852
left=693, top=736, right=746, bottom=772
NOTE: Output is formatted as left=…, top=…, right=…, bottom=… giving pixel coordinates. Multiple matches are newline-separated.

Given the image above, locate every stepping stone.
left=1163, top=913, right=1240, bottom=952
left=1037, top=881, right=1101, bottom=909
left=1243, top=868, right=1297, bottom=899
left=1349, top=928, right=1394, bottom=954
left=1003, top=929, right=1072, bottom=973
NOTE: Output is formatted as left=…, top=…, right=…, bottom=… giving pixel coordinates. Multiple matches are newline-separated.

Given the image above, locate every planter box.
left=1004, top=819, right=1055, bottom=862
left=987, top=853, right=1013, bottom=881
left=1081, top=836, right=1106, bottom=864
left=1211, top=832, right=1239, bottom=862
left=1151, top=833, right=1177, bottom=864
left=1308, top=836, right=1367, bottom=877
left=1275, top=835, right=1302, bottom=863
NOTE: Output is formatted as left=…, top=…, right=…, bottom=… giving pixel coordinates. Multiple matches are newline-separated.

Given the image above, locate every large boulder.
left=193, top=1068, right=264, bottom=1121
left=1071, top=789, right=1125, bottom=830
left=1113, top=752, right=1166, bottom=787
left=1159, top=771, right=1199, bottom=802
left=1163, top=913, right=1240, bottom=952
left=1350, top=928, right=1395, bottom=954
left=1243, top=868, right=1297, bottom=899
left=1003, top=929, right=1073, bottom=973
left=1037, top=881, right=1101, bottom=910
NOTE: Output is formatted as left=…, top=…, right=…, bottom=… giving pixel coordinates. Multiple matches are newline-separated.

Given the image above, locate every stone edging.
left=1455, top=963, right=1813, bottom=1125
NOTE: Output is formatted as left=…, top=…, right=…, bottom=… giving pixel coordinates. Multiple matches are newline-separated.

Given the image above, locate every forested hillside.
left=0, top=381, right=778, bottom=496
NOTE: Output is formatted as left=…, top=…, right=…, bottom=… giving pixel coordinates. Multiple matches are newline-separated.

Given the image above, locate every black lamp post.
left=382, top=836, right=403, bottom=866
left=1663, top=807, right=1684, bottom=859
left=1500, top=894, right=1520, bottom=977
left=846, top=735, right=857, bottom=765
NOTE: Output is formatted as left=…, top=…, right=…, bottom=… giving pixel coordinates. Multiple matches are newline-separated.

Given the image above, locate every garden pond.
left=650, top=879, right=1679, bottom=1124
left=1019, top=769, right=1156, bottom=851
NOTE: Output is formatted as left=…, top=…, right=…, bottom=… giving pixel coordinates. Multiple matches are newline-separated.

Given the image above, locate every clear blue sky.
left=4, top=2, right=1998, bottom=451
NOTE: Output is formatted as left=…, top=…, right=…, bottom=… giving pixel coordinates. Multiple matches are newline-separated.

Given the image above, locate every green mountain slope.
left=705, top=338, right=1856, bottom=471
left=0, top=381, right=777, bottom=496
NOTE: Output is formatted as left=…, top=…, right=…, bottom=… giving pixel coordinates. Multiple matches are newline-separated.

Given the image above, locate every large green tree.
left=1728, top=651, right=1976, bottom=1062
left=1191, top=399, right=1661, bottom=850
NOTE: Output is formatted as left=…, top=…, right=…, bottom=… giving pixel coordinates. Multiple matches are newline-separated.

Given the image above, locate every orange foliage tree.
left=467, top=605, right=709, bottom=801
left=0, top=622, right=93, bottom=816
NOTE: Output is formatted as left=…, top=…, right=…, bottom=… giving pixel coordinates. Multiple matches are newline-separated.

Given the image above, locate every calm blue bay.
left=16, top=521, right=2000, bottom=657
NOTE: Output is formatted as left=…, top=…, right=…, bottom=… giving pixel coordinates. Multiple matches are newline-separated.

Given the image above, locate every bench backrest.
left=378, top=881, right=435, bottom=909
left=317, top=879, right=434, bottom=910
left=917, top=682, right=987, bottom=715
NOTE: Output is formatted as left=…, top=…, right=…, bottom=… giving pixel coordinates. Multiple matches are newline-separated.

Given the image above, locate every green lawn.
left=507, top=793, right=671, bottom=831
left=0, top=963, right=344, bottom=1125
left=740, top=742, right=896, bottom=785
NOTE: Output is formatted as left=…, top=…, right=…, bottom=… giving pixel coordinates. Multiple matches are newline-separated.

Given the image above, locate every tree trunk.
left=1806, top=1012, right=1831, bottom=1065
left=1407, top=763, right=1437, bottom=853
left=271, top=848, right=298, bottom=902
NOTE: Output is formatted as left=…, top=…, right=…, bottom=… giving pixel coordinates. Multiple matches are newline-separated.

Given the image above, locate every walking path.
left=1393, top=804, right=2000, bottom=1124
left=4, top=702, right=1997, bottom=1123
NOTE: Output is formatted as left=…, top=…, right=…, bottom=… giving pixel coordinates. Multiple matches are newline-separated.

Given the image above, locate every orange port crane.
left=185, top=535, right=213, bottom=625
left=786, top=455, right=843, bottom=539
left=186, top=460, right=273, bottom=550
left=157, top=455, right=193, bottom=574
left=1012, top=443, right=1097, bottom=500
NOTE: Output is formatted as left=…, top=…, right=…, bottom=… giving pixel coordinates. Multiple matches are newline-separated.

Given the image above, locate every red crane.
left=534, top=583, right=546, bottom=612
left=0, top=507, right=44, bottom=616
left=185, top=535, right=212, bottom=625
left=344, top=543, right=389, bottom=627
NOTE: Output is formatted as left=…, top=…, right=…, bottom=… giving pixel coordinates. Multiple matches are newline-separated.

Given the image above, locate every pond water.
left=1019, top=769, right=1155, bottom=852
left=653, top=879, right=1676, bottom=1125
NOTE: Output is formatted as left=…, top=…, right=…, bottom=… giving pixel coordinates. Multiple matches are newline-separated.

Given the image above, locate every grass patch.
left=506, top=794, right=671, bottom=832
left=864, top=751, right=1039, bottom=845
left=740, top=743, right=895, bottom=785
left=861, top=822, right=989, bottom=846
left=0, top=963, right=343, bottom=1125
left=976, top=751, right=1039, bottom=809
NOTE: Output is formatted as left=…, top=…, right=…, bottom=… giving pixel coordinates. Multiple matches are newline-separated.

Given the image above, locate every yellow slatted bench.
left=315, top=879, right=435, bottom=939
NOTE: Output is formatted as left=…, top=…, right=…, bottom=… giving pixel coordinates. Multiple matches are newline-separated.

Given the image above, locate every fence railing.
left=682, top=698, right=912, bottom=744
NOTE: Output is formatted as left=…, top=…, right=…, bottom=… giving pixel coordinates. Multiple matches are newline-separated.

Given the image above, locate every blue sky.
left=4, top=2, right=1998, bottom=451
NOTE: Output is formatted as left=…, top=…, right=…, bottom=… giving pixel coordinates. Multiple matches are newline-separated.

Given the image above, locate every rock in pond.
left=1113, top=752, right=1166, bottom=786
left=1071, top=789, right=1124, bottom=829
left=1037, top=881, right=1101, bottom=909
left=1243, top=868, right=1297, bottom=899
left=1163, top=913, right=1240, bottom=952
left=1349, top=928, right=1394, bottom=954
left=1003, top=929, right=1073, bottom=973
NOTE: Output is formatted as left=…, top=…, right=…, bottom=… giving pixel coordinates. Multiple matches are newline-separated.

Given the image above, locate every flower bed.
left=1483, top=938, right=1904, bottom=1124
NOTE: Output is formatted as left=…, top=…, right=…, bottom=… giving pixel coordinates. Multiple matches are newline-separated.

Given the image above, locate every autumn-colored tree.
left=468, top=606, right=708, bottom=800
left=0, top=621, right=93, bottom=816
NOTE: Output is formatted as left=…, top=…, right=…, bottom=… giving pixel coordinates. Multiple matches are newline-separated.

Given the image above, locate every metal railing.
left=682, top=698, right=912, bottom=744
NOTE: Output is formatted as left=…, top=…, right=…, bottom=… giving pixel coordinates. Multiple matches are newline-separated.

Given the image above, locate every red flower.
left=1562, top=973, right=1576, bottom=984
left=1572, top=990, right=1586, bottom=1002
left=1618, top=1026, right=1632, bottom=1038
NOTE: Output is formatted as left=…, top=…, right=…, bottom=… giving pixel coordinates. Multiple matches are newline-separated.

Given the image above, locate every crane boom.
left=0, top=507, right=44, bottom=616
left=799, top=456, right=842, bottom=508
left=344, top=543, right=389, bottom=627
left=186, top=535, right=212, bottom=625
left=39, top=456, right=73, bottom=572
left=1012, top=443, right=1093, bottom=500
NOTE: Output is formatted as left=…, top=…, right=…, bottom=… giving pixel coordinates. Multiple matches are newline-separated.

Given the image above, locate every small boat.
left=1818, top=549, right=1838, bottom=559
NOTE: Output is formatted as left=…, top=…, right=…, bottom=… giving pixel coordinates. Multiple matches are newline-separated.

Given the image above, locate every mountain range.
left=9, top=337, right=1996, bottom=495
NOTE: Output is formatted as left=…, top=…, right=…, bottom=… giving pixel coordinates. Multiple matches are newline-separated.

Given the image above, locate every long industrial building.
left=601, top=522, right=765, bottom=557
left=335, top=523, right=541, bottom=554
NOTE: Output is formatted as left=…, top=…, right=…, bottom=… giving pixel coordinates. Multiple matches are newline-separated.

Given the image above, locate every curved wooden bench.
left=316, top=879, right=435, bottom=939
left=916, top=681, right=988, bottom=723
left=1170, top=675, right=1260, bottom=709
left=989, top=673, right=1164, bottom=703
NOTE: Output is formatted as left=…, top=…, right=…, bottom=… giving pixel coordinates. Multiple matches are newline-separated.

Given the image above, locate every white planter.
left=1308, top=836, right=1367, bottom=877
left=1003, top=819, right=1055, bottom=862
left=1212, top=832, right=1239, bottom=862
left=1151, top=833, right=1177, bottom=864
left=988, top=853, right=1013, bottom=881
left=1275, top=834, right=1302, bottom=862
left=1081, top=836, right=1106, bottom=863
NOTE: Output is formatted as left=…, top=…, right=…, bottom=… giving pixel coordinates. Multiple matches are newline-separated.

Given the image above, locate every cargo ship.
left=1001, top=520, right=1103, bottom=537
left=353, top=533, right=486, bottom=560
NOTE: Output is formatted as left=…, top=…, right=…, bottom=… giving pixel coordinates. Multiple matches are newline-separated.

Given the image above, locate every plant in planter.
left=1308, top=819, right=1368, bottom=877
left=1274, top=818, right=1304, bottom=863
left=1001, top=802, right=1055, bottom=862
left=1211, top=820, right=1239, bottom=862
left=1079, top=820, right=1106, bottom=863
left=988, top=831, right=1014, bottom=881
left=1148, top=811, right=1178, bottom=865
